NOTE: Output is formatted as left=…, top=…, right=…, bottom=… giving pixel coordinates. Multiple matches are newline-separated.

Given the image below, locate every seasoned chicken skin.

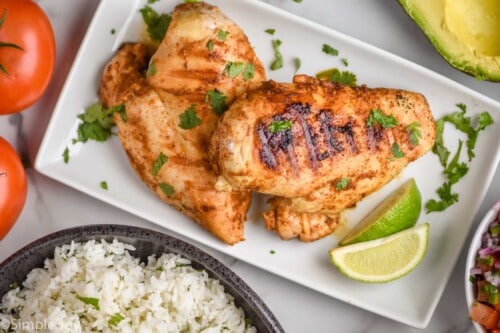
left=99, top=2, right=265, bottom=244
left=210, top=75, right=436, bottom=241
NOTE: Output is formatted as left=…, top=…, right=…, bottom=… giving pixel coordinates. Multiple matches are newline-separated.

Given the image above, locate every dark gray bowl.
left=0, top=224, right=284, bottom=333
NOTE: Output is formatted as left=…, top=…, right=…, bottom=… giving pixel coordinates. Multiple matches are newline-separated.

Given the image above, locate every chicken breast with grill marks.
left=99, top=2, right=266, bottom=244
left=210, top=75, right=436, bottom=241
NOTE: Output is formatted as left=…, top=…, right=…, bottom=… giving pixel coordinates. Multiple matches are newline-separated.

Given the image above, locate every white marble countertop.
left=0, top=0, right=498, bottom=332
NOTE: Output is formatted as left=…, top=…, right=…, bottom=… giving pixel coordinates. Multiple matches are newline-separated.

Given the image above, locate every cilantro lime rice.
left=0, top=239, right=256, bottom=332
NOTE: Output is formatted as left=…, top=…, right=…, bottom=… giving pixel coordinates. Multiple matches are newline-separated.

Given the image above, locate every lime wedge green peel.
left=340, top=178, right=422, bottom=246
left=329, top=223, right=429, bottom=283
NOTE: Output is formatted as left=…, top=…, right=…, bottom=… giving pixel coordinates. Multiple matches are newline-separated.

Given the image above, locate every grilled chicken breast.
left=210, top=75, right=436, bottom=241
left=99, top=2, right=265, bottom=244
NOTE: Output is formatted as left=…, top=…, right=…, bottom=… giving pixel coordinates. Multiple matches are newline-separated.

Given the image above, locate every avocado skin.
left=397, top=0, right=500, bottom=82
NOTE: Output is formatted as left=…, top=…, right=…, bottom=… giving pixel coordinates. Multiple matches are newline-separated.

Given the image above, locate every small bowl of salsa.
left=466, top=200, right=500, bottom=332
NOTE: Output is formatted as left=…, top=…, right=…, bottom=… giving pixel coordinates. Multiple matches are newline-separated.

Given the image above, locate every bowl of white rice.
left=0, top=224, right=283, bottom=333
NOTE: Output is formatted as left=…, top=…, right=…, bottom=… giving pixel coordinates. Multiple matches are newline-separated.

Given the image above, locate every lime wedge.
left=329, top=223, right=429, bottom=283
left=340, top=178, right=421, bottom=246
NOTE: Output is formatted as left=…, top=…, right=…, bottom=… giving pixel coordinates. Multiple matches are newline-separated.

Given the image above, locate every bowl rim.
left=465, top=200, right=500, bottom=333
left=0, top=224, right=285, bottom=333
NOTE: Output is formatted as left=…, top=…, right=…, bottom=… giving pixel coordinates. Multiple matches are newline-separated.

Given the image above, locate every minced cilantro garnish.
left=366, top=109, right=397, bottom=128
left=270, top=39, right=283, bottom=70
left=76, top=295, right=100, bottom=311
left=140, top=5, right=171, bottom=42
left=316, top=68, right=357, bottom=87
left=152, top=152, right=168, bottom=177
left=223, top=61, right=254, bottom=81
left=159, top=182, right=175, bottom=197
left=269, top=120, right=291, bottom=133
left=100, top=181, right=108, bottom=190
left=73, top=103, right=125, bottom=144
left=179, top=104, right=202, bottom=129
left=294, top=57, right=301, bottom=73
left=406, top=122, right=422, bottom=146
left=322, top=43, right=338, bottom=56
left=147, top=60, right=157, bottom=76
left=335, top=178, right=350, bottom=191
left=205, top=89, right=228, bottom=116
left=217, top=29, right=229, bottom=41
left=341, top=58, right=349, bottom=66
left=391, top=143, right=405, bottom=158
left=265, top=28, right=275, bottom=35
left=206, top=39, right=214, bottom=51
left=108, top=313, right=125, bottom=327
left=63, top=147, right=70, bottom=164
left=425, top=103, right=494, bottom=213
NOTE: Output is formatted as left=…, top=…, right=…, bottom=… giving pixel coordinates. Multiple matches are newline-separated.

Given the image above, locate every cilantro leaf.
left=269, top=120, right=291, bottom=133
left=206, top=39, right=214, bottom=51
left=243, top=62, right=255, bottom=81
left=76, top=295, right=100, bottom=310
left=341, top=58, right=349, bottom=66
left=179, top=104, right=202, bottom=129
left=270, top=39, right=283, bottom=70
left=217, top=29, right=229, bottom=41
left=74, top=103, right=124, bottom=143
left=224, top=61, right=245, bottom=78
left=140, top=5, right=171, bottom=42
left=391, top=143, right=405, bottom=158
left=322, top=43, right=338, bottom=56
left=159, top=182, right=175, bottom=197
left=406, top=122, right=422, bottom=146
left=425, top=181, right=459, bottom=213
left=316, top=68, right=357, bottom=86
left=205, top=89, right=228, bottom=116
left=108, top=313, right=125, bottom=327
left=152, top=152, right=168, bottom=177
left=63, top=147, right=70, bottom=164
left=366, top=109, right=397, bottom=128
left=147, top=60, right=157, bottom=76
left=100, top=181, right=108, bottom=190
left=335, top=178, right=350, bottom=191
left=265, top=28, right=275, bottom=35
left=294, top=57, right=301, bottom=73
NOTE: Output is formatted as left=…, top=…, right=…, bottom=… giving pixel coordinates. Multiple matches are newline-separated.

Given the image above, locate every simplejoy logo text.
left=0, top=317, right=79, bottom=331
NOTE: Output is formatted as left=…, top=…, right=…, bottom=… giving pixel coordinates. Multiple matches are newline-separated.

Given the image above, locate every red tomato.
left=0, top=0, right=55, bottom=114
left=0, top=137, right=27, bottom=239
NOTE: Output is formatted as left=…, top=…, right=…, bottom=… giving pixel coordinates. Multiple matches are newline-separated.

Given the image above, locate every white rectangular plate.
left=35, top=0, right=500, bottom=328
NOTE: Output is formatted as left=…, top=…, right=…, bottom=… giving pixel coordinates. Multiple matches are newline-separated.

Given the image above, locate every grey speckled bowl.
left=0, top=224, right=284, bottom=333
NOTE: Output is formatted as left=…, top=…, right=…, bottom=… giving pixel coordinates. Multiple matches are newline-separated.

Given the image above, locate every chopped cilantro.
left=111, top=28, right=116, bottom=35
left=100, top=181, right=108, bottom=190
left=243, top=62, right=255, bottom=81
left=270, top=39, right=283, bottom=70
left=179, top=104, right=202, bottom=129
left=217, top=29, right=229, bottom=41
left=293, top=0, right=302, bottom=2
left=76, top=295, right=100, bottom=310
left=205, top=89, right=228, bottom=116
left=322, top=43, right=338, bottom=56
left=426, top=103, right=494, bottom=213
left=63, top=147, right=70, bottom=164
left=206, top=39, right=214, bottom=51
left=140, top=5, right=171, bottom=42
left=108, top=313, right=125, bottom=327
left=406, top=122, right=422, bottom=146
left=294, top=57, right=301, bottom=73
left=335, top=178, right=350, bottom=191
left=159, top=182, right=175, bottom=197
left=269, top=120, right=291, bottom=133
left=341, top=58, right=349, bottom=66
left=270, top=250, right=276, bottom=254
left=152, top=152, right=168, bottom=177
left=265, top=28, right=275, bottom=35
left=391, top=143, right=405, bottom=158
left=223, top=61, right=245, bottom=78
left=316, top=68, right=357, bottom=86
left=366, top=109, right=397, bottom=128
left=147, top=60, right=157, bottom=76
left=74, top=103, right=124, bottom=143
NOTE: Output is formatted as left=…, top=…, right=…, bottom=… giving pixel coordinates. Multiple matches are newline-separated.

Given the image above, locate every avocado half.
left=398, top=0, right=500, bottom=82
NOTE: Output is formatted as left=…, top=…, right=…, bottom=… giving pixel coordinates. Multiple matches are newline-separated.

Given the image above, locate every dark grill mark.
left=258, top=102, right=360, bottom=172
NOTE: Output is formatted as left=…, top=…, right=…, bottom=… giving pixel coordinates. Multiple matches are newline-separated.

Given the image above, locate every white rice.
left=0, top=239, right=257, bottom=333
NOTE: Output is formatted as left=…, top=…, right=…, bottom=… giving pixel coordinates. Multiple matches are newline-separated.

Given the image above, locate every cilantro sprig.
left=140, top=5, right=171, bottom=42
left=425, top=103, right=494, bottom=213
left=74, top=103, right=125, bottom=144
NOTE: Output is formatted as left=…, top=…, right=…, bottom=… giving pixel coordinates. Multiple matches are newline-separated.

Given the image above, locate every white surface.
left=1, top=0, right=499, bottom=332
left=33, top=0, right=500, bottom=328
left=465, top=201, right=500, bottom=333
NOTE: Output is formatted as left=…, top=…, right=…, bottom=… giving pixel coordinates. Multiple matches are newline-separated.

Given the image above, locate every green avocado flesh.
left=398, top=0, right=500, bottom=82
